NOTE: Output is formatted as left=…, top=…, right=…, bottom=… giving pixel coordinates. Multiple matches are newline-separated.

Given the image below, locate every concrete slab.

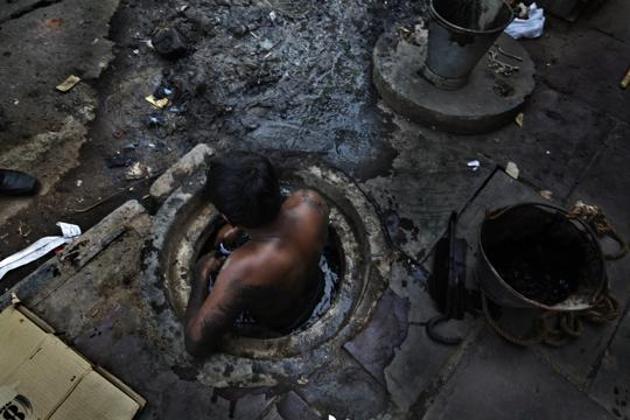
left=384, top=320, right=480, bottom=414
left=567, top=122, right=630, bottom=240
left=275, top=391, right=321, bottom=420
left=420, top=331, right=615, bottom=420
left=362, top=112, right=494, bottom=262
left=343, top=288, right=410, bottom=386
left=588, top=306, right=630, bottom=419
left=585, top=0, right=630, bottom=44
left=430, top=87, right=615, bottom=202
left=299, top=352, right=389, bottom=419
left=522, top=25, right=630, bottom=122
left=374, top=25, right=535, bottom=134
left=531, top=121, right=630, bottom=389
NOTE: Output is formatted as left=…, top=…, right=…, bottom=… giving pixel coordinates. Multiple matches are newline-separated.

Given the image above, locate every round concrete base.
left=373, top=24, right=536, bottom=134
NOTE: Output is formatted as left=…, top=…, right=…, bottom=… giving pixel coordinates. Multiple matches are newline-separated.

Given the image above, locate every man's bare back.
left=184, top=188, right=329, bottom=357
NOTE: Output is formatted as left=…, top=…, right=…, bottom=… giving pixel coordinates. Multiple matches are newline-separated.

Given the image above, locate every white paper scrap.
left=506, top=161, right=520, bottom=179
left=57, top=222, right=81, bottom=238
left=0, top=222, right=81, bottom=281
left=467, top=160, right=480, bottom=171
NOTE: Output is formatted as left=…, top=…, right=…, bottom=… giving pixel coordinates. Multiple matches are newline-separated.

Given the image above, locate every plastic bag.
left=505, top=3, right=545, bottom=39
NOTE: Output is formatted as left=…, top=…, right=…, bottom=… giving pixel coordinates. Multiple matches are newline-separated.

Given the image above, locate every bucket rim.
left=429, top=0, right=515, bottom=36
left=478, top=202, right=607, bottom=311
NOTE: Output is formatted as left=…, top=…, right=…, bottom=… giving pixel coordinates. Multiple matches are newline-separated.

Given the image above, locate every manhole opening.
left=194, top=216, right=345, bottom=339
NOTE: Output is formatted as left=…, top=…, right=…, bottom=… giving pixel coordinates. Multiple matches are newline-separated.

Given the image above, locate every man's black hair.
left=205, top=152, right=282, bottom=228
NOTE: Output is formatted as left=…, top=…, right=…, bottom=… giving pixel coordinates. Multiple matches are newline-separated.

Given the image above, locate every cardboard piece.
left=0, top=305, right=145, bottom=419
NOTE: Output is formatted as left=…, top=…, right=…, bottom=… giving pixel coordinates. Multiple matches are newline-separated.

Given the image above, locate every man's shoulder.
left=219, top=247, right=288, bottom=288
left=288, top=189, right=329, bottom=217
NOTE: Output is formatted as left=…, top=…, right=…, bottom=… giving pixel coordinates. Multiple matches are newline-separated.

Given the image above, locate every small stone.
left=260, top=39, right=274, bottom=51
left=515, top=112, right=525, bottom=127
left=151, top=27, right=188, bottom=59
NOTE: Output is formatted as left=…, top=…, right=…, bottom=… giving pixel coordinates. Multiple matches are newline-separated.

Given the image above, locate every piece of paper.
left=505, top=3, right=545, bottom=40
left=467, top=160, right=480, bottom=171
left=506, top=161, right=520, bottom=179
left=0, top=306, right=144, bottom=419
left=56, top=75, right=81, bottom=92
left=145, top=94, right=169, bottom=109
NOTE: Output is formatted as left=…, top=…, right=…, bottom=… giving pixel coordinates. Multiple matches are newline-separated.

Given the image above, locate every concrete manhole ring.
left=141, top=160, right=391, bottom=386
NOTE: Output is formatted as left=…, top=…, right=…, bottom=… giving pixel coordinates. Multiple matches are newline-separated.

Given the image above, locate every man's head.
left=205, top=152, right=282, bottom=229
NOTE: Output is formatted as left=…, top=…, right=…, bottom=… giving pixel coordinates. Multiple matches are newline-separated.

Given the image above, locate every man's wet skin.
left=185, top=189, right=329, bottom=357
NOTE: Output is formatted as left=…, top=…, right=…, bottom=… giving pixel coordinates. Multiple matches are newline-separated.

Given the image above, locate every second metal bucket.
left=422, top=0, right=515, bottom=90
left=477, top=203, right=606, bottom=311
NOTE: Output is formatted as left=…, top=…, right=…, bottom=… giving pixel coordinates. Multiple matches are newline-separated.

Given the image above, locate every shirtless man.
left=184, top=152, right=329, bottom=357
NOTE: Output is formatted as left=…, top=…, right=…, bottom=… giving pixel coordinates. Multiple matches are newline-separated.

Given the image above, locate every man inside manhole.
left=184, top=152, right=330, bottom=357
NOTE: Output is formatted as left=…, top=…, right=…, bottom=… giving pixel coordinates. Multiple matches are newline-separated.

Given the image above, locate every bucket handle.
left=487, top=201, right=627, bottom=260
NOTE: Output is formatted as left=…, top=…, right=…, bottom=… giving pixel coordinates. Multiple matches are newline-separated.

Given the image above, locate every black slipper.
left=0, top=169, right=40, bottom=196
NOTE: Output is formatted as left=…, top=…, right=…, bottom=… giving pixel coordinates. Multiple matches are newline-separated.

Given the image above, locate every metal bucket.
left=477, top=203, right=606, bottom=311
left=422, top=0, right=515, bottom=90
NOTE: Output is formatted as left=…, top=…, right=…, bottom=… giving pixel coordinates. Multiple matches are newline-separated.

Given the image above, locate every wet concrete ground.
left=1, top=0, right=630, bottom=418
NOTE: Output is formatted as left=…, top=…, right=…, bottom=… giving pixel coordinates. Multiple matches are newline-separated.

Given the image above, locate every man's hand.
left=214, top=224, right=242, bottom=248
left=195, top=254, right=225, bottom=282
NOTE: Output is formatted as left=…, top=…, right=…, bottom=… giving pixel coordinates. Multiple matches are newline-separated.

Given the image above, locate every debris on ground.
left=488, top=46, right=520, bottom=77
left=45, top=17, right=64, bottom=29
left=145, top=94, right=169, bottom=109
left=17, top=222, right=31, bottom=238
left=126, top=162, right=151, bottom=180
left=55, top=74, right=81, bottom=92
left=506, top=161, right=519, bottom=179
left=515, top=112, right=524, bottom=127
left=112, top=128, right=126, bottom=139
left=151, top=27, right=188, bottom=59
left=505, top=3, right=545, bottom=39
left=539, top=190, right=553, bottom=200
left=153, top=81, right=177, bottom=100
left=621, top=67, right=630, bottom=89
left=146, top=113, right=167, bottom=128
left=467, top=160, right=480, bottom=171
left=105, top=151, right=136, bottom=168
left=0, top=169, right=40, bottom=196
left=0, top=222, right=81, bottom=281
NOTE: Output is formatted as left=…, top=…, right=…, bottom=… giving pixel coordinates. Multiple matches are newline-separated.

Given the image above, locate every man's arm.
left=184, top=257, right=248, bottom=357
